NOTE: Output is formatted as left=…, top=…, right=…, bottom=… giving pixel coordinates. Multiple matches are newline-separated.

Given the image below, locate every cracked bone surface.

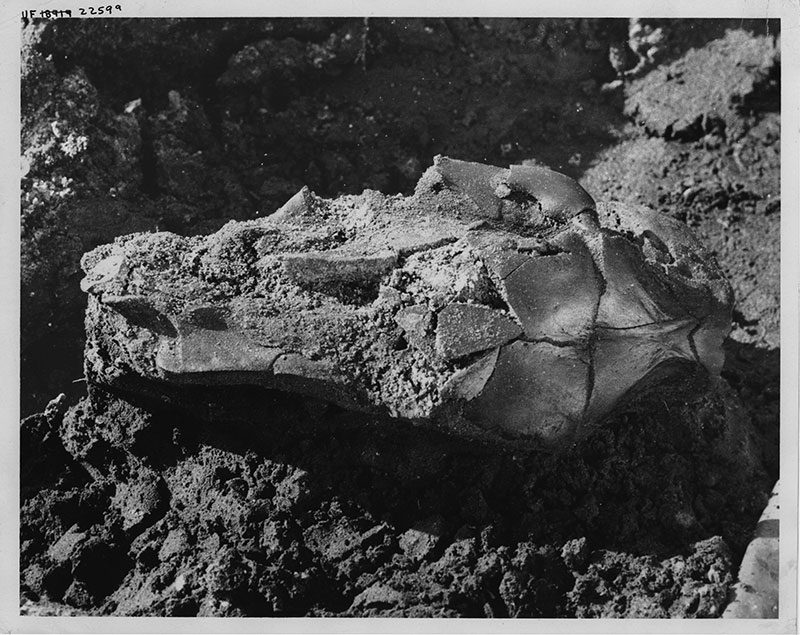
left=80, top=156, right=733, bottom=445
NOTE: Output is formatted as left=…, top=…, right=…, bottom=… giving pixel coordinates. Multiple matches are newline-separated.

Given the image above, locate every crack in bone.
left=583, top=332, right=598, bottom=422
left=687, top=321, right=702, bottom=363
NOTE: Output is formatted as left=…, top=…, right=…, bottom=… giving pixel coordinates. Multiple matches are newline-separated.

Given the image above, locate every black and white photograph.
left=6, top=1, right=798, bottom=630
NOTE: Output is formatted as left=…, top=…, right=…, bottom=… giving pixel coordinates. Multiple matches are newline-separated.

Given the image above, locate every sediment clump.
left=80, top=156, right=733, bottom=446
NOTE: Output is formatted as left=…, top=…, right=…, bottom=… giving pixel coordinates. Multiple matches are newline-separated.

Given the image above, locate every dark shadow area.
left=721, top=338, right=780, bottom=482
left=738, top=58, right=781, bottom=115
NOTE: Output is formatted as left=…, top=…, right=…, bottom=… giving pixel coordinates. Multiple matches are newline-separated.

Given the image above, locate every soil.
left=20, top=18, right=781, bottom=618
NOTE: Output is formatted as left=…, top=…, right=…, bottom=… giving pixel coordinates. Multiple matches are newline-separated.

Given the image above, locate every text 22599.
left=22, top=5, right=122, bottom=19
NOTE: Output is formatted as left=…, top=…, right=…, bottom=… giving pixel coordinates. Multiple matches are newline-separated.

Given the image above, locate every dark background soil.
left=20, top=17, right=781, bottom=618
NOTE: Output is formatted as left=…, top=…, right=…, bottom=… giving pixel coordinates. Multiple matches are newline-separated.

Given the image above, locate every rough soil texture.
left=20, top=18, right=780, bottom=618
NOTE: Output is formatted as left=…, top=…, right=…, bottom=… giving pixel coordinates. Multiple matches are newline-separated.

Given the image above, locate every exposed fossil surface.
left=80, top=156, right=733, bottom=445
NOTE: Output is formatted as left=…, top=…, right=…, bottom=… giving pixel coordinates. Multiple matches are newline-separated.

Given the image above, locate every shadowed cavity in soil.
left=720, top=339, right=780, bottom=481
